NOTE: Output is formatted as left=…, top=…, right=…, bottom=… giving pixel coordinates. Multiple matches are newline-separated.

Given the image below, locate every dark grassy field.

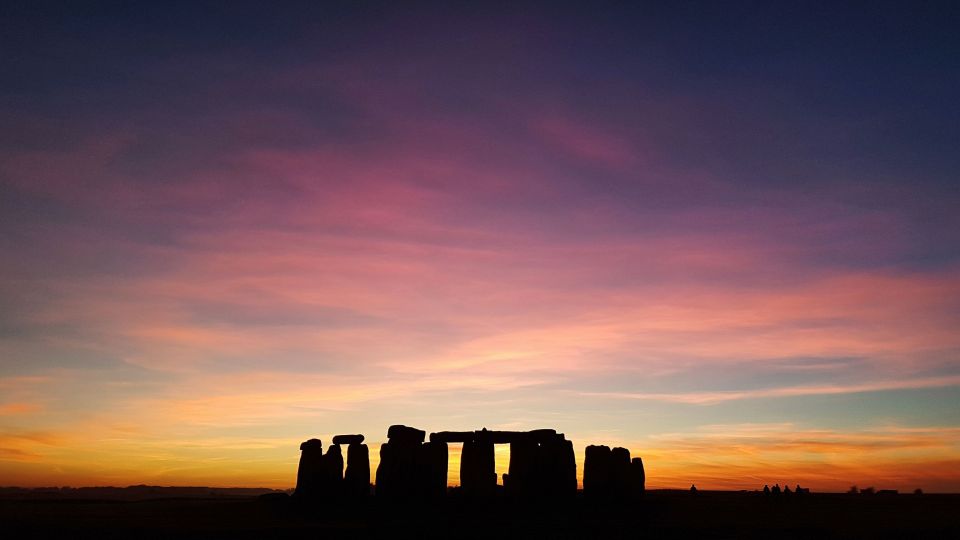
left=2, top=490, right=957, bottom=539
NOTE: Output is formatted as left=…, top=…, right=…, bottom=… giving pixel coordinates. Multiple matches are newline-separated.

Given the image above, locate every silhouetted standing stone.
left=610, top=447, right=631, bottom=498
left=416, top=441, right=448, bottom=498
left=460, top=439, right=478, bottom=494
left=375, top=442, right=394, bottom=497
left=295, top=438, right=324, bottom=498
left=344, top=443, right=370, bottom=497
left=394, top=443, right=418, bottom=495
left=478, top=437, right=496, bottom=496
left=461, top=434, right=496, bottom=497
left=507, top=438, right=538, bottom=497
left=534, top=435, right=577, bottom=499
left=559, top=438, right=578, bottom=497
left=375, top=425, right=427, bottom=498
left=323, top=444, right=344, bottom=496
left=430, top=441, right=449, bottom=498
left=583, top=445, right=612, bottom=498
left=630, top=457, right=646, bottom=497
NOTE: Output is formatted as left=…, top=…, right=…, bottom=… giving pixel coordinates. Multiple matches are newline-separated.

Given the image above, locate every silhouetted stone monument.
left=375, top=424, right=426, bottom=498
left=583, top=445, right=612, bottom=498
left=461, top=432, right=496, bottom=497
left=333, top=434, right=365, bottom=445
left=375, top=441, right=394, bottom=497
left=610, top=447, right=631, bottom=498
left=416, top=441, right=448, bottom=498
left=387, top=424, right=426, bottom=444
left=295, top=438, right=325, bottom=498
left=344, top=442, right=370, bottom=497
left=507, top=437, right=537, bottom=497
left=323, top=444, right=344, bottom=496
left=534, top=434, right=577, bottom=499
left=559, top=436, right=578, bottom=496
left=299, top=425, right=642, bottom=504
left=630, top=456, right=645, bottom=497
left=429, top=428, right=577, bottom=499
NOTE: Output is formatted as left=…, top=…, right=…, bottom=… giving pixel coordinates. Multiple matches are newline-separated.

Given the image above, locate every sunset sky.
left=2, top=1, right=959, bottom=492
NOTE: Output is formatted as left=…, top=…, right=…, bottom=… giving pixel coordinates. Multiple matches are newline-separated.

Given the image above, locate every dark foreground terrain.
left=2, top=490, right=958, bottom=539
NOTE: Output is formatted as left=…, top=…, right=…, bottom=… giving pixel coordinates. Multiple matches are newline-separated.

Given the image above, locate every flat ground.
left=2, top=490, right=957, bottom=539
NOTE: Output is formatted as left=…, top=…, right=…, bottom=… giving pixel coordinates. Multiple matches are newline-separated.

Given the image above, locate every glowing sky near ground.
left=2, top=2, right=959, bottom=492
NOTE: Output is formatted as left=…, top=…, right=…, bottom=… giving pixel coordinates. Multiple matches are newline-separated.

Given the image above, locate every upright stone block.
left=461, top=438, right=496, bottom=496
left=538, top=435, right=577, bottom=499
left=392, top=442, right=418, bottom=495
left=344, top=443, right=370, bottom=497
left=295, top=438, right=324, bottom=498
left=477, top=438, right=496, bottom=496
left=375, top=442, right=394, bottom=497
left=507, top=438, right=538, bottom=497
left=460, top=439, right=477, bottom=494
left=416, top=441, right=448, bottom=498
left=323, top=444, right=344, bottom=496
left=430, top=441, right=449, bottom=498
left=376, top=425, right=427, bottom=498
left=559, top=438, right=578, bottom=497
left=583, top=444, right=612, bottom=498
left=630, top=457, right=646, bottom=496
left=610, top=447, right=631, bottom=498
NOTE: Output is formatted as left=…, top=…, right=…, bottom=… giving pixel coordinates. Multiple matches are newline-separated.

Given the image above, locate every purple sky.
left=1, top=1, right=959, bottom=491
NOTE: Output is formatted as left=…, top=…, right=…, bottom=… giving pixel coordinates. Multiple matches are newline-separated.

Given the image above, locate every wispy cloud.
left=0, top=402, right=41, bottom=415
left=580, top=375, right=960, bottom=404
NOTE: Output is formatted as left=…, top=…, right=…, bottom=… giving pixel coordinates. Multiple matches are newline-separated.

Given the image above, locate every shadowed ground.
left=2, top=490, right=958, bottom=539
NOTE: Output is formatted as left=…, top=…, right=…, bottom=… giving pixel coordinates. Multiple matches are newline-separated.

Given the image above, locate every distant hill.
left=0, top=485, right=289, bottom=500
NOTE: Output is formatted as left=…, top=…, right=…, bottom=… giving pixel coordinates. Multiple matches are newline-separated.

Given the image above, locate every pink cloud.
left=580, top=375, right=960, bottom=404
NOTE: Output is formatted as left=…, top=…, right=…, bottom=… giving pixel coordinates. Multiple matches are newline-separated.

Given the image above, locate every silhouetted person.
left=783, top=484, right=792, bottom=495
left=690, top=484, right=698, bottom=493
left=763, top=484, right=770, bottom=495
left=772, top=484, right=781, bottom=495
